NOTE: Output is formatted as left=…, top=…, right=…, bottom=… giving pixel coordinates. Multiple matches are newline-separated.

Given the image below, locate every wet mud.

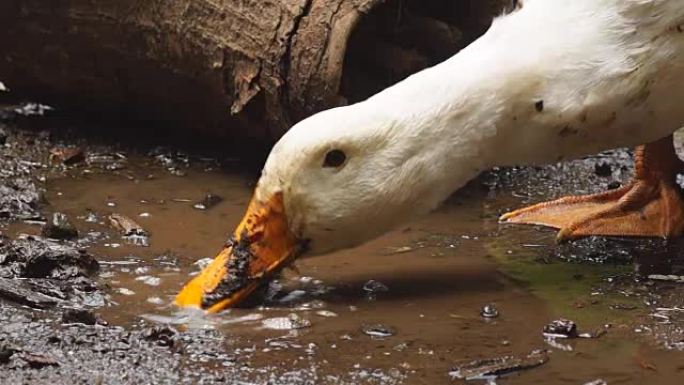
left=1, top=107, right=684, bottom=384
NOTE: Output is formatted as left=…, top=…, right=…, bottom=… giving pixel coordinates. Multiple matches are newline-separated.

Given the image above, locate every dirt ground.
left=1, top=105, right=683, bottom=384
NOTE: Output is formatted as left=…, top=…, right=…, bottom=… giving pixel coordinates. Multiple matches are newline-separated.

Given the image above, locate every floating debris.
left=543, top=319, right=607, bottom=346
left=610, top=303, right=637, bottom=311
left=116, top=288, right=135, bottom=296
left=647, top=274, right=684, bottom=283
left=584, top=380, right=607, bottom=385
left=193, top=194, right=223, bottom=210
left=480, top=304, right=499, bottom=319
left=49, top=147, right=84, bottom=165
left=449, top=350, right=549, bottom=381
left=315, top=310, right=338, bottom=318
left=42, top=212, right=78, bottom=240
left=109, top=213, right=150, bottom=247
left=542, top=319, right=578, bottom=339
left=262, top=313, right=311, bottom=330
left=14, top=102, right=53, bottom=117
left=361, top=324, right=396, bottom=339
left=383, top=246, right=414, bottom=255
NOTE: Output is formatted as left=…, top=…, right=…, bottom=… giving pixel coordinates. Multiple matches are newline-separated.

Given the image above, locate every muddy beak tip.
left=174, top=193, right=299, bottom=313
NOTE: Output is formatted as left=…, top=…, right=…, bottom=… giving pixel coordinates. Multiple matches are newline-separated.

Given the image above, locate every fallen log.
left=0, top=0, right=511, bottom=139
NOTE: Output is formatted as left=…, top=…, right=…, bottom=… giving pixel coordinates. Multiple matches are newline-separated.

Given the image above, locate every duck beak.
left=175, top=192, right=302, bottom=313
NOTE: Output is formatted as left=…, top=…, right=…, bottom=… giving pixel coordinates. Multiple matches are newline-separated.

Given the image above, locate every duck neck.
left=359, top=39, right=522, bottom=214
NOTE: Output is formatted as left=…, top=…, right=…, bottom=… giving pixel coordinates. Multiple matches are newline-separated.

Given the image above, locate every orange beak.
left=175, top=192, right=302, bottom=312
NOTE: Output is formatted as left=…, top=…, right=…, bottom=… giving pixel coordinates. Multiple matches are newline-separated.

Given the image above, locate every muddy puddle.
left=1, top=112, right=684, bottom=384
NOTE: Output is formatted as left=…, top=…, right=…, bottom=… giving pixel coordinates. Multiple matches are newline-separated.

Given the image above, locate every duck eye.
left=323, top=149, right=347, bottom=168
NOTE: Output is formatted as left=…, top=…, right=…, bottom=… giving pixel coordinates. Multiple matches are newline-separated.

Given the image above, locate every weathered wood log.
left=0, top=0, right=511, bottom=140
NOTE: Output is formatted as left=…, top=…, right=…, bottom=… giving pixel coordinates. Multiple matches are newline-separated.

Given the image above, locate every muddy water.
left=9, top=150, right=681, bottom=384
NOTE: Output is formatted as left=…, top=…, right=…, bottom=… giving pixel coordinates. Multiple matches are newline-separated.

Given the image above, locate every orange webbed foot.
left=500, top=136, right=684, bottom=242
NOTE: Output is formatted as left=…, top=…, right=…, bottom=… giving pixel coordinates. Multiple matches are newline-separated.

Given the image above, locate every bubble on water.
left=299, top=276, right=314, bottom=284
left=262, top=314, right=311, bottom=330
left=480, top=304, right=499, bottom=319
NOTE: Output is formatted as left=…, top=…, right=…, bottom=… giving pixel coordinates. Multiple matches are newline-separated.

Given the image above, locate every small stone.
left=193, top=194, right=223, bottom=210
left=363, top=280, right=389, bottom=294
left=0, top=344, right=19, bottom=364
left=141, top=326, right=177, bottom=348
left=84, top=212, right=99, bottom=223
left=42, top=212, right=78, bottom=240
left=18, top=352, right=59, bottom=368
left=480, top=304, right=499, bottom=319
left=361, top=324, right=396, bottom=339
left=61, top=308, right=104, bottom=326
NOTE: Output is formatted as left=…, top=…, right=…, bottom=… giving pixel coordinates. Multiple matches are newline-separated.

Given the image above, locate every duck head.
left=175, top=100, right=474, bottom=311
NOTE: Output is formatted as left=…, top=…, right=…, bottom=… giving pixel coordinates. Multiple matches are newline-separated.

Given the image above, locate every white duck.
left=177, top=0, right=684, bottom=311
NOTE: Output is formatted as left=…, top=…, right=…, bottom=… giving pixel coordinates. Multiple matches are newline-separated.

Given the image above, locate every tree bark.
left=0, top=0, right=510, bottom=140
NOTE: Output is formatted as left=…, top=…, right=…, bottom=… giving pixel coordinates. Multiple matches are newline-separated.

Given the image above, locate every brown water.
left=10, top=152, right=684, bottom=384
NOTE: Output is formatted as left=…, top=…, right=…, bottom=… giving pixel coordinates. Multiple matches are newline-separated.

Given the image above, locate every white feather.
left=258, top=0, right=684, bottom=254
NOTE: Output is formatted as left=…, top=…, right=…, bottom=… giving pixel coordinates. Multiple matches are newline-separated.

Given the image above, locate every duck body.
left=178, top=0, right=684, bottom=311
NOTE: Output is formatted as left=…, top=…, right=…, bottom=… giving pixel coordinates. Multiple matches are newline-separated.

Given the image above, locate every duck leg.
left=500, top=135, right=684, bottom=241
